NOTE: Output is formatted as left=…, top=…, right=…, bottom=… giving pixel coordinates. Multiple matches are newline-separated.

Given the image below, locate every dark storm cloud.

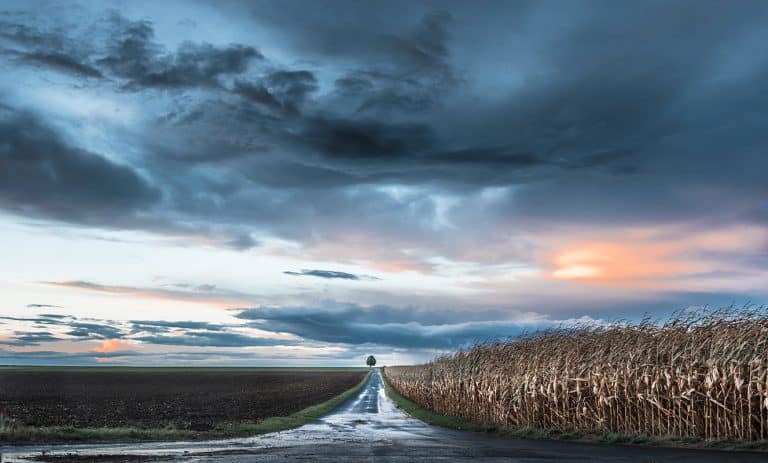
left=8, top=50, right=103, bottom=77
left=235, top=303, right=539, bottom=349
left=0, top=107, right=160, bottom=225
left=1, top=12, right=260, bottom=89
left=353, top=10, right=458, bottom=114
left=296, top=117, right=433, bottom=160
left=252, top=6, right=458, bottom=114
left=0, top=20, right=45, bottom=46
left=97, top=13, right=261, bottom=89
left=235, top=70, right=317, bottom=116
left=283, top=269, right=379, bottom=281
left=455, top=3, right=768, bottom=224
left=234, top=0, right=768, bottom=214
left=0, top=1, right=766, bottom=265
left=242, top=160, right=362, bottom=189
left=265, top=70, right=318, bottom=102
left=234, top=80, right=286, bottom=112
left=334, top=76, right=373, bottom=95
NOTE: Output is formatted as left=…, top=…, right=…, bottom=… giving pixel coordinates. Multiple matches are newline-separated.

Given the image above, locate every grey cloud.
left=0, top=315, right=69, bottom=325
left=0, top=1, right=766, bottom=275
left=297, top=117, right=433, bottom=160
left=165, top=283, right=218, bottom=292
left=385, top=10, right=453, bottom=71
left=66, top=322, right=123, bottom=339
left=242, top=160, right=363, bottom=189
left=133, top=331, right=294, bottom=347
left=0, top=315, right=123, bottom=342
left=97, top=14, right=261, bottom=89
left=334, top=75, right=373, bottom=95
left=265, top=70, right=317, bottom=102
left=235, top=302, right=539, bottom=348
left=130, top=320, right=227, bottom=332
left=9, top=50, right=103, bottom=77
left=177, top=18, right=198, bottom=29
left=234, top=80, right=286, bottom=112
left=2, top=331, right=61, bottom=346
left=354, top=11, right=457, bottom=114
left=227, top=232, right=258, bottom=250
left=283, top=269, right=379, bottom=281
left=0, top=107, right=160, bottom=225
left=0, top=20, right=46, bottom=47
left=235, top=69, right=317, bottom=116
left=1, top=12, right=260, bottom=88
left=252, top=8, right=458, bottom=114
left=0, top=310, right=293, bottom=349
left=0, top=16, right=102, bottom=78
left=5, top=298, right=537, bottom=350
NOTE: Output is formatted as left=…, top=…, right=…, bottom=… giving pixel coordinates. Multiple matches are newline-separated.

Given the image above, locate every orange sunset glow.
left=92, top=339, right=134, bottom=353
left=552, top=243, right=692, bottom=285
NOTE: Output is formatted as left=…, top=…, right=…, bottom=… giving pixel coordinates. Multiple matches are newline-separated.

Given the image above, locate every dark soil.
left=0, top=369, right=365, bottom=430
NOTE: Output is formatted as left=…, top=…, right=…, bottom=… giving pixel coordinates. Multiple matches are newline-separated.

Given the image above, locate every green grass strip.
left=0, top=370, right=371, bottom=444
left=381, top=369, right=493, bottom=433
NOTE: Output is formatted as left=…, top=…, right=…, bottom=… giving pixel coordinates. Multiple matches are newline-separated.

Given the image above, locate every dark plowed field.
left=0, top=369, right=366, bottom=430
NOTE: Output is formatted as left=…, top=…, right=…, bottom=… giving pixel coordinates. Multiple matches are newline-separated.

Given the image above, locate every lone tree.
left=366, top=355, right=376, bottom=367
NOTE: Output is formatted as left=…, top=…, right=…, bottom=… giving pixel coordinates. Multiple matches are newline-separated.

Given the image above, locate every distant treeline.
left=384, top=307, right=768, bottom=441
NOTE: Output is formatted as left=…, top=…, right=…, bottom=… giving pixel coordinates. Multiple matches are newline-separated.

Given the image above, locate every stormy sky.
left=1, top=0, right=767, bottom=365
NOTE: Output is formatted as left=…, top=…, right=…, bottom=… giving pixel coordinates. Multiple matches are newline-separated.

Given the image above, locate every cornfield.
left=384, top=308, right=768, bottom=441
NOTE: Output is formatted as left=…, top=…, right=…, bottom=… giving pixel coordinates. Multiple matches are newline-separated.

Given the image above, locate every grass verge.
left=381, top=370, right=494, bottom=433
left=380, top=368, right=768, bottom=452
left=0, top=370, right=371, bottom=444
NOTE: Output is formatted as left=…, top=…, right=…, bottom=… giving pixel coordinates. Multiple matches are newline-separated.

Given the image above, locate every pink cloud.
left=92, top=339, right=133, bottom=353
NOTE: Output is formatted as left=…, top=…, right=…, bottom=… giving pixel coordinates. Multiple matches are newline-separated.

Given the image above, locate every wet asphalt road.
left=2, top=369, right=768, bottom=462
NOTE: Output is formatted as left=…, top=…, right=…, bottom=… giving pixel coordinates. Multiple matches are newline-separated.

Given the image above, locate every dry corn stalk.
left=384, top=307, right=768, bottom=441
